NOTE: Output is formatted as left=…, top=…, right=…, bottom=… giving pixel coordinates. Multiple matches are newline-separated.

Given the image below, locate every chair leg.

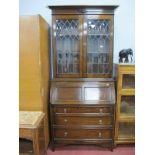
left=33, top=129, right=40, bottom=155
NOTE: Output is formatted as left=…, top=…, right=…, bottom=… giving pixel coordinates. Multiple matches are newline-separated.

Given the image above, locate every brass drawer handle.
left=64, top=108, right=67, bottom=113
left=105, top=83, right=110, bottom=86
left=99, top=119, right=102, bottom=124
left=64, top=119, right=68, bottom=123
left=99, top=108, right=103, bottom=113
left=78, top=9, right=86, bottom=13
left=98, top=132, right=102, bottom=138
left=64, top=131, right=68, bottom=137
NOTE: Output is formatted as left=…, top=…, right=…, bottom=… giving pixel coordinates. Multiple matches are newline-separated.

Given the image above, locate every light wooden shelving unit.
left=115, top=64, right=135, bottom=144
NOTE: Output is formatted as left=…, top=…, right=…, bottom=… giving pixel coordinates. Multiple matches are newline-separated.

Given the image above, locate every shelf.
left=56, top=73, right=79, bottom=75
left=86, top=73, right=110, bottom=75
left=58, top=63, right=79, bottom=65
left=87, top=34, right=110, bottom=36
left=57, top=52, right=80, bottom=54
left=116, top=138, right=135, bottom=144
left=56, top=34, right=79, bottom=37
left=87, top=63, right=109, bottom=65
left=115, top=140, right=135, bottom=144
left=120, top=89, right=135, bottom=95
left=117, top=136, right=135, bottom=140
left=119, top=115, right=135, bottom=122
left=87, top=52, right=109, bottom=54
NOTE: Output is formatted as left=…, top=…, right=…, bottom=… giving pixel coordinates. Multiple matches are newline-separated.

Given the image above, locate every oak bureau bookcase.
left=48, top=5, right=118, bottom=151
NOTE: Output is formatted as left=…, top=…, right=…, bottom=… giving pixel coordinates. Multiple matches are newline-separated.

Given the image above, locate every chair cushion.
left=19, top=111, right=44, bottom=126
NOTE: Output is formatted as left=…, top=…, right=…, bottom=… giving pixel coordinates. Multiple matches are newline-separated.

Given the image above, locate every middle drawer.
left=54, top=116, right=113, bottom=125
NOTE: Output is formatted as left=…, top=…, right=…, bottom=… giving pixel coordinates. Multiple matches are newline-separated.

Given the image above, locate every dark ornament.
left=119, top=48, right=133, bottom=63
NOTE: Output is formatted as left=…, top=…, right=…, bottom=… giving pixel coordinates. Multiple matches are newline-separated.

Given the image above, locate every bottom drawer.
left=54, top=129, right=112, bottom=139
left=54, top=139, right=112, bottom=146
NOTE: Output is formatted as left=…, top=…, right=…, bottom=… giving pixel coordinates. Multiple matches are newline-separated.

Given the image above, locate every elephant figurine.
left=119, top=48, right=133, bottom=63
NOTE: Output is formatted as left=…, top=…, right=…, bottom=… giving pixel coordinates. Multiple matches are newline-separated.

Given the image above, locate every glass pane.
left=122, top=74, right=135, bottom=89
left=120, top=96, right=135, bottom=115
left=57, top=64, right=62, bottom=74
left=86, top=19, right=111, bottom=74
left=87, top=64, right=93, bottom=73
left=118, top=122, right=135, bottom=138
left=85, top=87, right=110, bottom=101
left=56, top=19, right=80, bottom=74
left=87, top=20, right=110, bottom=35
left=69, top=64, right=73, bottom=73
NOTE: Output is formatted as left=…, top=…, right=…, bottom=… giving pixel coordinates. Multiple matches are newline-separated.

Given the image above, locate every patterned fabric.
left=19, top=111, right=43, bottom=125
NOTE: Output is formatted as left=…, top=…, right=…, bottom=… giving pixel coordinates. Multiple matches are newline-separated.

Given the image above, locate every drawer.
left=54, top=116, right=113, bottom=125
left=54, top=139, right=112, bottom=146
left=54, top=106, right=113, bottom=114
left=54, top=129, right=112, bottom=139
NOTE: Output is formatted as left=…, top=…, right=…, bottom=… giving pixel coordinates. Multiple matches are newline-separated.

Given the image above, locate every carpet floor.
left=19, top=139, right=135, bottom=155
left=47, top=145, right=135, bottom=155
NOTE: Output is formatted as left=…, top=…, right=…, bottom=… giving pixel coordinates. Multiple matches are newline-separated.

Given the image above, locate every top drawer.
left=54, top=106, right=113, bottom=114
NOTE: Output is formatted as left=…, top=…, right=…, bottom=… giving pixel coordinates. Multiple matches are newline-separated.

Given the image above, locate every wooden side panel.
left=19, top=16, right=42, bottom=111
left=39, top=16, right=50, bottom=148
left=56, top=87, right=82, bottom=101
left=19, top=128, right=33, bottom=140
left=19, top=15, right=50, bottom=148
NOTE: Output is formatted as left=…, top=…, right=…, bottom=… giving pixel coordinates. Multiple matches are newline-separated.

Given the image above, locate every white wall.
left=19, top=0, right=135, bottom=64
